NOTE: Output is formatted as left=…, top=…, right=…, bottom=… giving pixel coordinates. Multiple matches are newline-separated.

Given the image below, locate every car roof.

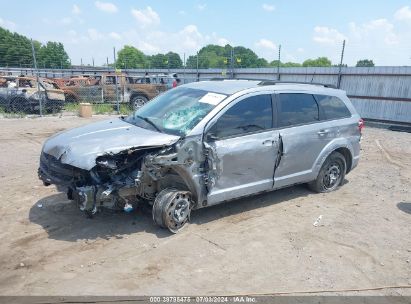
left=183, top=79, right=344, bottom=96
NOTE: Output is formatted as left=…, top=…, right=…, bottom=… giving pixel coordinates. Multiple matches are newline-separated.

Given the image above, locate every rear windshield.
left=125, top=87, right=227, bottom=136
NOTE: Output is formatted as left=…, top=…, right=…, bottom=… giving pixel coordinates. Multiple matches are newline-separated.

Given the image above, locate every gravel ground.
left=0, top=116, right=410, bottom=296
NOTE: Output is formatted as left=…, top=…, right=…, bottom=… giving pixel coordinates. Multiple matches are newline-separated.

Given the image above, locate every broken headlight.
left=96, top=158, right=118, bottom=170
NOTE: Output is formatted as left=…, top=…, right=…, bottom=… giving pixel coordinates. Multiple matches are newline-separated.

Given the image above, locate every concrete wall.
left=1, top=66, right=410, bottom=123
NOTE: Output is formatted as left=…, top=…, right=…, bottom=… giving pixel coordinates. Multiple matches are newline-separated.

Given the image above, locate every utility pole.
left=81, top=58, right=83, bottom=66
left=30, top=39, right=43, bottom=116
left=92, top=57, right=95, bottom=67
left=106, top=57, right=109, bottom=72
left=113, top=47, right=119, bottom=114
left=277, top=44, right=281, bottom=80
left=337, top=40, right=346, bottom=89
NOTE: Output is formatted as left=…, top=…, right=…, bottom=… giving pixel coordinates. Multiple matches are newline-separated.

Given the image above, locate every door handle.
left=317, top=129, right=330, bottom=136
left=262, top=139, right=275, bottom=145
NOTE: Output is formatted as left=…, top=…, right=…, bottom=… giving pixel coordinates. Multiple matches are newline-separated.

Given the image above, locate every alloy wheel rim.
left=323, top=163, right=341, bottom=189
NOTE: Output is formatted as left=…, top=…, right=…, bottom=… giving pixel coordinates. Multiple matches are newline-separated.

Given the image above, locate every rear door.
left=204, top=93, right=280, bottom=205
left=273, top=92, right=335, bottom=188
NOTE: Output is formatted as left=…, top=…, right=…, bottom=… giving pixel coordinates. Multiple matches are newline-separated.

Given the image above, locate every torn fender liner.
left=42, top=118, right=180, bottom=170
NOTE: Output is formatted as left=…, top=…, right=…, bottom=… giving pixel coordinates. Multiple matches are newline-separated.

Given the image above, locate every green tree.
left=148, top=53, right=168, bottom=68
left=0, top=26, right=70, bottom=68
left=356, top=59, right=375, bottom=67
left=269, top=60, right=302, bottom=67
left=116, top=45, right=146, bottom=69
left=282, top=62, right=302, bottom=67
left=186, top=44, right=268, bottom=69
left=37, top=42, right=70, bottom=68
left=302, top=57, right=332, bottom=67
left=166, top=52, right=183, bottom=68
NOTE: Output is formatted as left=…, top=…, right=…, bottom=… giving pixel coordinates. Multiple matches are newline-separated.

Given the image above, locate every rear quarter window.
left=277, top=93, right=319, bottom=127
left=315, top=95, right=352, bottom=120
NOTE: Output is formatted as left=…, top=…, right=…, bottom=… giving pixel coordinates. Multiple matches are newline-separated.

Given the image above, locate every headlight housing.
left=96, top=158, right=118, bottom=170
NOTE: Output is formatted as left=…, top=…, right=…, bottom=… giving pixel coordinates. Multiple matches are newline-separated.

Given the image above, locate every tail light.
left=358, top=118, right=364, bottom=133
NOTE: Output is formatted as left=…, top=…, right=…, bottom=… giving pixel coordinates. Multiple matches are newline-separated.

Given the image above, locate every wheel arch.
left=157, top=167, right=200, bottom=207
left=334, top=147, right=353, bottom=174
left=130, top=91, right=149, bottom=101
left=312, top=139, right=355, bottom=177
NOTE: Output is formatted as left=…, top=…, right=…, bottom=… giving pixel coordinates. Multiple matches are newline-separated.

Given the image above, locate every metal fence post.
left=196, top=51, right=199, bottom=82
left=30, top=39, right=42, bottom=116
left=113, top=47, right=119, bottom=114
left=277, top=45, right=281, bottom=81
left=230, top=47, right=234, bottom=79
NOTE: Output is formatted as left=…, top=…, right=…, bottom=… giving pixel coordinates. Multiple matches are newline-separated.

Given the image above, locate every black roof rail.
left=258, top=80, right=337, bottom=88
left=207, top=78, right=338, bottom=89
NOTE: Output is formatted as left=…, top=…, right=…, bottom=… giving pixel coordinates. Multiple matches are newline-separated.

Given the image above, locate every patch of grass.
left=1, top=111, right=27, bottom=118
left=64, top=102, right=79, bottom=112
left=63, top=102, right=133, bottom=115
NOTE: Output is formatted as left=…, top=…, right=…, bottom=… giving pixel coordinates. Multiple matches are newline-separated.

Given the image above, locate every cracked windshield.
left=126, top=87, right=226, bottom=136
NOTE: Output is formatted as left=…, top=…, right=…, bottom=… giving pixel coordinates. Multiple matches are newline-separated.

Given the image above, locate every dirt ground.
left=0, top=115, right=410, bottom=296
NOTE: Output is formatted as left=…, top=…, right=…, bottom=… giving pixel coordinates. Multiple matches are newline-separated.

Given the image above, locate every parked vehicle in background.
left=38, top=80, right=363, bottom=233
left=51, top=76, right=101, bottom=104
left=50, top=73, right=167, bottom=109
left=0, top=76, right=65, bottom=113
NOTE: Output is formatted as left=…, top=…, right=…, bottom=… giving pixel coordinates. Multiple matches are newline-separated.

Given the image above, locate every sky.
left=1, top=0, right=411, bottom=66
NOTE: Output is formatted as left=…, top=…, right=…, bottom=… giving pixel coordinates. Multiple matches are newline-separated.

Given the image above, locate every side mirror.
left=205, top=132, right=218, bottom=142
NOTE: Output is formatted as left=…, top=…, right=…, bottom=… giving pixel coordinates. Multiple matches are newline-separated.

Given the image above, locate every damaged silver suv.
left=39, top=80, right=363, bottom=233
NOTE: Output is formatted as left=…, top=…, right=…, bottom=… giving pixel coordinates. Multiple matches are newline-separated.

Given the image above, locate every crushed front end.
left=38, top=147, right=155, bottom=216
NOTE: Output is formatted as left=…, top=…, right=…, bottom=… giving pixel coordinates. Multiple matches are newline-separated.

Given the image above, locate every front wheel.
left=10, top=97, right=31, bottom=113
left=152, top=188, right=192, bottom=233
left=308, top=151, right=346, bottom=193
left=129, top=95, right=148, bottom=111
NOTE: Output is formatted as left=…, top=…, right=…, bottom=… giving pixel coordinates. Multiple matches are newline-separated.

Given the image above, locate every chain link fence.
left=0, top=72, right=195, bottom=117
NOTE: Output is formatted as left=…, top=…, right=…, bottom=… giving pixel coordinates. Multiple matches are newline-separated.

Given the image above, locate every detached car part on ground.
left=0, top=76, right=65, bottom=113
left=39, top=80, right=363, bottom=233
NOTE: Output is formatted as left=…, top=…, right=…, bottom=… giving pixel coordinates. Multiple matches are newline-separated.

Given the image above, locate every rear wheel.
left=129, top=95, right=148, bottom=111
left=308, top=151, right=346, bottom=193
left=65, top=94, right=77, bottom=103
left=152, top=188, right=192, bottom=233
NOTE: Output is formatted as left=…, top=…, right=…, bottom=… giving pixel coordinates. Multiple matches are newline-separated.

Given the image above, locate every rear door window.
left=210, top=94, right=273, bottom=139
left=277, top=93, right=319, bottom=127
left=315, top=95, right=352, bottom=120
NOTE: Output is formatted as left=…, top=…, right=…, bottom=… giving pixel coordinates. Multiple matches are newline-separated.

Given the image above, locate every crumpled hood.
left=42, top=118, right=180, bottom=170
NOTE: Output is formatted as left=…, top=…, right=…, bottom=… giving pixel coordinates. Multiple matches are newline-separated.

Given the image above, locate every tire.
left=129, top=95, right=148, bottom=111
left=65, top=94, right=77, bottom=104
left=0, top=97, right=7, bottom=112
left=47, top=100, right=63, bottom=114
left=10, top=97, right=31, bottom=113
left=152, top=188, right=192, bottom=233
left=308, top=151, right=346, bottom=193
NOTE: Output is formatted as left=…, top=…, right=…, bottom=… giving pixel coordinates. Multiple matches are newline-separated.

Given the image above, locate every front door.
left=204, top=93, right=280, bottom=205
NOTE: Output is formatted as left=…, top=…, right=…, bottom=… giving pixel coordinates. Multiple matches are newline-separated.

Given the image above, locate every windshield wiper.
left=135, top=115, right=162, bottom=133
